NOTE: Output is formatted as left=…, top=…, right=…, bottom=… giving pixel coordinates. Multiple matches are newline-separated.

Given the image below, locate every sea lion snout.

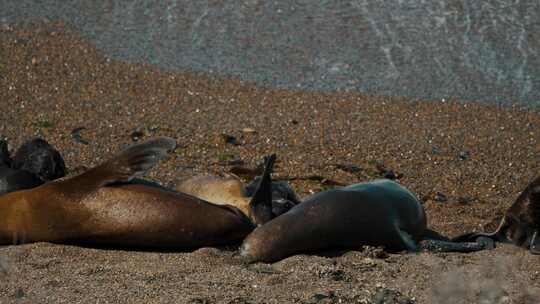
left=239, top=231, right=267, bottom=263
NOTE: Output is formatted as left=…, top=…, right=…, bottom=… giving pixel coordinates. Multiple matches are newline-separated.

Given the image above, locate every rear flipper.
left=53, top=137, right=176, bottom=196
left=419, top=237, right=494, bottom=253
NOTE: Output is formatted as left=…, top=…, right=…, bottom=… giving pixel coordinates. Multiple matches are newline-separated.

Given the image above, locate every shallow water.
left=2, top=0, right=539, bottom=106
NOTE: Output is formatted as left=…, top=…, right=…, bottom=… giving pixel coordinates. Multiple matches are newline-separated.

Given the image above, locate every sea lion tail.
left=248, top=154, right=276, bottom=226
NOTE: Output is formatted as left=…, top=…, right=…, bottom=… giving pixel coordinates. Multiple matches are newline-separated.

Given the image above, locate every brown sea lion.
left=176, top=157, right=300, bottom=223
left=452, top=175, right=540, bottom=254
left=240, top=179, right=490, bottom=263
left=0, top=137, right=274, bottom=249
left=0, top=138, right=66, bottom=195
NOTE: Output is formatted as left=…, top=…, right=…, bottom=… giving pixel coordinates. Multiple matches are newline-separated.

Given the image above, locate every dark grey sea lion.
left=240, top=179, right=490, bottom=263
left=0, top=138, right=66, bottom=195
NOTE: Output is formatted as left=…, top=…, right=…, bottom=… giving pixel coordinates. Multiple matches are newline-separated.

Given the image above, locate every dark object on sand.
left=71, top=127, right=90, bottom=145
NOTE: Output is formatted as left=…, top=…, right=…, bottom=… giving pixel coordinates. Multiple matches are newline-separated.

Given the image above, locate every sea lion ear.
left=248, top=154, right=276, bottom=226
left=530, top=230, right=540, bottom=254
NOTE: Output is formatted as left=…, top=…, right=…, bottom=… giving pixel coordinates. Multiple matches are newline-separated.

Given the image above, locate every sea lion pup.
left=176, top=155, right=300, bottom=223
left=0, top=137, right=274, bottom=248
left=0, top=138, right=66, bottom=195
left=240, top=179, right=491, bottom=263
left=452, top=175, right=540, bottom=254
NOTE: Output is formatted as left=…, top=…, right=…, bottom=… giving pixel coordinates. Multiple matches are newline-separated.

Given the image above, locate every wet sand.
left=0, top=22, right=539, bottom=303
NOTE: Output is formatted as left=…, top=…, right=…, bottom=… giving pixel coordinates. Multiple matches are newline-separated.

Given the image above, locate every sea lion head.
left=11, top=138, right=66, bottom=182
left=245, top=177, right=300, bottom=218
left=452, top=175, right=540, bottom=254
left=501, top=176, right=540, bottom=254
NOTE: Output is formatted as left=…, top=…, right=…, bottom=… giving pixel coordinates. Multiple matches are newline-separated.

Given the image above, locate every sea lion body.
left=0, top=183, right=251, bottom=248
left=453, top=175, right=540, bottom=254
left=241, top=180, right=427, bottom=263
left=177, top=169, right=299, bottom=222
left=0, top=138, right=262, bottom=249
left=241, top=179, right=490, bottom=263
left=0, top=167, right=43, bottom=196
left=177, top=175, right=251, bottom=216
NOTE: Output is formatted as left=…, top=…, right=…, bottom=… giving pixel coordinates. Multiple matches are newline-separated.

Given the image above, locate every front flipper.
left=419, top=239, right=493, bottom=253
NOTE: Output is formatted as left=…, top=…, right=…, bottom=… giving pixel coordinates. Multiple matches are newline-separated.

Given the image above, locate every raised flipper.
left=248, top=154, right=276, bottom=226
left=54, top=137, right=176, bottom=197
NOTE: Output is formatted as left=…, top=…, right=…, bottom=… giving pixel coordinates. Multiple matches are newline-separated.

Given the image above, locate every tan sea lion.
left=240, top=179, right=490, bottom=263
left=452, top=175, right=540, bottom=254
left=0, top=138, right=66, bottom=195
left=0, top=137, right=274, bottom=249
left=176, top=157, right=300, bottom=223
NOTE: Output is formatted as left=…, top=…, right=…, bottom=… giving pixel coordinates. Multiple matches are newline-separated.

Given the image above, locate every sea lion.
left=0, top=138, right=66, bottom=195
left=176, top=157, right=300, bottom=223
left=0, top=137, right=274, bottom=249
left=452, top=175, right=540, bottom=254
left=240, top=179, right=491, bottom=263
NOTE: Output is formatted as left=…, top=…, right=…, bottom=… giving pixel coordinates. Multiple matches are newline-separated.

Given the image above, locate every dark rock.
left=221, top=134, right=240, bottom=146
left=130, top=130, right=145, bottom=142
left=458, top=151, right=470, bottom=161
left=71, top=127, right=90, bottom=145
left=335, top=163, right=362, bottom=174
left=14, top=288, right=25, bottom=299
left=372, top=288, right=415, bottom=304
left=434, top=192, right=448, bottom=203
left=457, top=196, right=474, bottom=204
left=304, top=292, right=336, bottom=304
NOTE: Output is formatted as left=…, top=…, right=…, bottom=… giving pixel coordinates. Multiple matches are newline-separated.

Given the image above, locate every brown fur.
left=176, top=175, right=251, bottom=217
left=453, top=175, right=540, bottom=254
left=0, top=138, right=255, bottom=249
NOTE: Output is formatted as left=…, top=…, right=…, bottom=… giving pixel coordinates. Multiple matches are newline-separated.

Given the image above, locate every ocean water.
left=2, top=0, right=539, bottom=106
